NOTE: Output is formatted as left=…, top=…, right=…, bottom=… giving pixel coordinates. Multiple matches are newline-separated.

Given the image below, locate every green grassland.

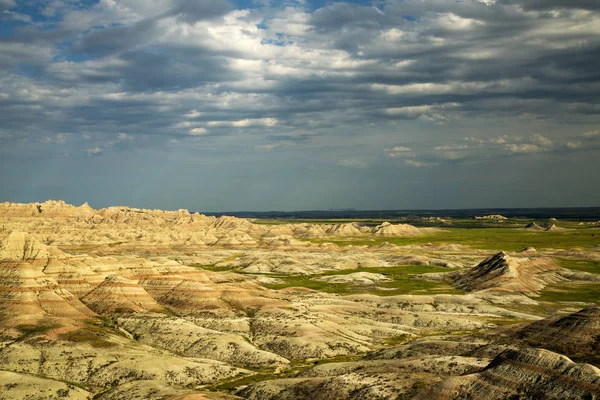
left=209, top=354, right=364, bottom=392
left=304, top=227, right=599, bottom=252
left=538, top=282, right=600, bottom=304
left=262, top=265, right=463, bottom=296
left=556, top=259, right=600, bottom=274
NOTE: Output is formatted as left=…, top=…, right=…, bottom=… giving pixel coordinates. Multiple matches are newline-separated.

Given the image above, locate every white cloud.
left=41, top=133, right=68, bottom=144
left=384, top=146, right=414, bottom=158
left=385, top=105, right=432, bottom=118
left=390, top=146, right=412, bottom=152
left=189, top=127, right=208, bottom=135
left=531, top=134, right=553, bottom=147
left=434, top=145, right=468, bottom=151
left=504, top=143, right=541, bottom=154
left=404, top=159, right=437, bottom=168
left=117, top=133, right=132, bottom=141
left=86, top=147, right=102, bottom=155
left=583, top=129, right=600, bottom=138
left=184, top=110, right=202, bottom=118
left=489, top=136, right=508, bottom=144
left=464, top=137, right=485, bottom=144
left=207, top=118, right=278, bottom=128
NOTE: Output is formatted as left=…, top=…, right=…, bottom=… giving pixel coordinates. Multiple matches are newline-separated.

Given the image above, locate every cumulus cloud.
left=207, top=118, right=278, bottom=128
left=404, top=159, right=437, bottom=168
left=86, top=147, right=102, bottom=156
left=504, top=143, right=542, bottom=154
left=189, top=128, right=208, bottom=136
left=531, top=134, right=553, bottom=148
left=384, top=146, right=413, bottom=158
left=41, top=133, right=69, bottom=144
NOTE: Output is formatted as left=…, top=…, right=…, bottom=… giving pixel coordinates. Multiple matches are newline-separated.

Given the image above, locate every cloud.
left=384, top=146, right=413, bottom=158
left=0, top=0, right=16, bottom=10
left=504, top=143, right=542, bottom=154
left=404, top=159, right=437, bottom=168
left=385, top=106, right=433, bottom=119
left=390, top=146, right=412, bottom=152
left=434, top=145, right=468, bottom=151
left=489, top=136, right=508, bottom=144
left=117, top=133, right=132, bottom=141
left=583, top=129, right=600, bottom=138
left=184, top=110, right=203, bottom=118
left=86, top=147, right=102, bottom=156
left=207, top=118, right=278, bottom=128
left=41, top=133, right=68, bottom=144
left=531, top=134, right=553, bottom=148
left=189, top=128, right=208, bottom=136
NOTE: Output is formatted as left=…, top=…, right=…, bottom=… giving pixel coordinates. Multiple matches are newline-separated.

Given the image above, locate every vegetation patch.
left=263, top=266, right=464, bottom=296
left=537, top=282, right=600, bottom=304
left=305, top=227, right=600, bottom=252
left=58, top=328, right=118, bottom=348
left=16, top=322, right=59, bottom=336
left=557, top=259, right=600, bottom=275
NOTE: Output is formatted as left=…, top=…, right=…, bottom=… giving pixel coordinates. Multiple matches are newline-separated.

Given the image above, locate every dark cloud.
left=504, top=0, right=600, bottom=11
left=72, top=19, right=158, bottom=57
left=167, top=0, right=232, bottom=23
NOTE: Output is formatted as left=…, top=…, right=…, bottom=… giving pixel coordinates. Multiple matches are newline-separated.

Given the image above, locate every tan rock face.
left=0, top=231, right=65, bottom=262
left=372, top=222, right=423, bottom=237
left=80, top=276, right=163, bottom=314
left=0, top=201, right=435, bottom=248
left=516, top=306, right=600, bottom=359
left=420, top=348, right=600, bottom=400
left=449, top=252, right=565, bottom=294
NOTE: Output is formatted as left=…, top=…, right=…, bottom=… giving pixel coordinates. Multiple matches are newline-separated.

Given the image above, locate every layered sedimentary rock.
left=0, top=201, right=436, bottom=249
left=421, top=348, right=600, bottom=399
left=1, top=200, right=599, bottom=400
left=449, top=252, right=565, bottom=294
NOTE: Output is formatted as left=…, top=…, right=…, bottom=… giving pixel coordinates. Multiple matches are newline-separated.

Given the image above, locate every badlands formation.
left=0, top=200, right=599, bottom=399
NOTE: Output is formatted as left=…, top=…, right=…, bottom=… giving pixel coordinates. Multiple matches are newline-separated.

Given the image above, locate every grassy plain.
left=263, top=265, right=464, bottom=296
left=305, top=227, right=599, bottom=252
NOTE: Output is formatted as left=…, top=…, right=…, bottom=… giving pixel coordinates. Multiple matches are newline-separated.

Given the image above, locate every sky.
left=0, top=0, right=599, bottom=212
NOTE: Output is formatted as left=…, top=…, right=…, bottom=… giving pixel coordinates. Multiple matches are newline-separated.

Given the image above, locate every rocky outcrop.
left=525, top=222, right=545, bottom=230
left=80, top=276, right=163, bottom=314
left=517, top=306, right=600, bottom=361
left=449, top=252, right=565, bottom=294
left=325, top=223, right=364, bottom=236
left=372, top=222, right=423, bottom=237
left=420, top=347, right=600, bottom=399
left=0, top=232, right=66, bottom=262
left=475, top=214, right=508, bottom=220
